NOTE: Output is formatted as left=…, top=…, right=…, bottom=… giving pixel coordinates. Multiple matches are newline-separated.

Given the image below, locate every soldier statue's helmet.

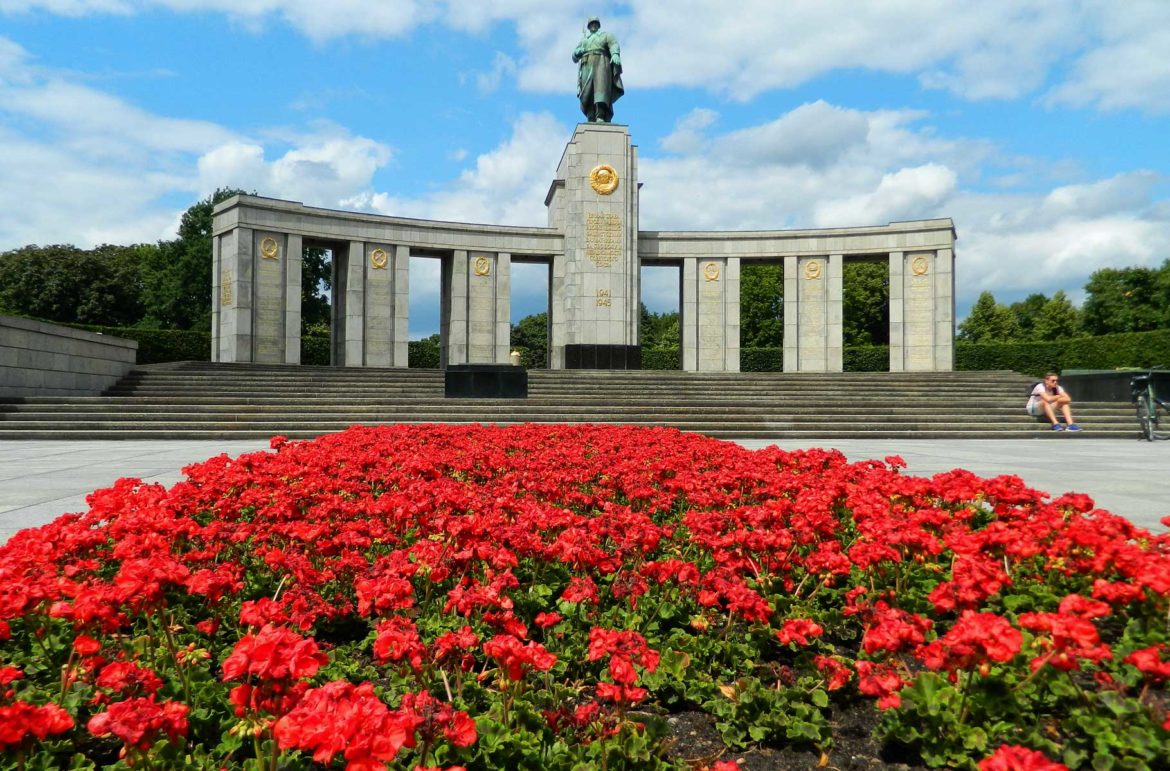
left=586, top=16, right=601, bottom=29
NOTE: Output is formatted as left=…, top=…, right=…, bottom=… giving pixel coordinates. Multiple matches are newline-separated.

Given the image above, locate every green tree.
left=301, top=247, right=332, bottom=334
left=511, top=312, right=548, bottom=355
left=1008, top=293, right=1048, bottom=339
left=639, top=303, right=679, bottom=348
left=1032, top=290, right=1081, bottom=341
left=958, top=291, right=1022, bottom=342
left=1081, top=266, right=1163, bottom=335
left=843, top=261, right=889, bottom=346
left=0, top=243, right=146, bottom=326
left=740, top=262, right=782, bottom=348
left=140, top=187, right=249, bottom=330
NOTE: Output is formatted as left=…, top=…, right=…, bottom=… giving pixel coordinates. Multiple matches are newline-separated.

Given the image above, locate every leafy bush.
left=956, top=329, right=1170, bottom=377
left=2, top=425, right=1168, bottom=770
left=302, top=335, right=330, bottom=366
left=641, top=347, right=680, bottom=370
left=409, top=339, right=440, bottom=369
left=741, top=347, right=783, bottom=372
left=69, top=324, right=212, bottom=364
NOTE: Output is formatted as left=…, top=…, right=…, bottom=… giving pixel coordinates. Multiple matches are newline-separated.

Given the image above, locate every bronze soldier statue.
left=573, top=16, right=624, bottom=123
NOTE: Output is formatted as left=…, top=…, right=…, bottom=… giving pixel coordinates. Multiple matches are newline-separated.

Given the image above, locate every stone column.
left=889, top=250, right=953, bottom=371
left=363, top=243, right=395, bottom=367
left=681, top=260, right=698, bottom=371
left=343, top=240, right=365, bottom=368
left=214, top=227, right=254, bottom=363
left=392, top=245, right=410, bottom=368
left=934, top=248, right=955, bottom=370
left=548, top=253, right=566, bottom=369
left=284, top=234, right=302, bottom=365
left=495, top=253, right=512, bottom=363
left=683, top=258, right=740, bottom=371
left=888, top=251, right=906, bottom=371
left=444, top=250, right=470, bottom=366
left=827, top=253, right=843, bottom=372
left=464, top=251, right=510, bottom=364
left=252, top=232, right=286, bottom=364
left=784, top=255, right=842, bottom=372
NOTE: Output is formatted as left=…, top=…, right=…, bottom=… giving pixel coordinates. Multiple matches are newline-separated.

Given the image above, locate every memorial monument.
left=211, top=23, right=955, bottom=373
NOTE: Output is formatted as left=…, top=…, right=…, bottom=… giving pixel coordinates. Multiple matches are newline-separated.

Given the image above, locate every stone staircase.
left=0, top=362, right=1140, bottom=440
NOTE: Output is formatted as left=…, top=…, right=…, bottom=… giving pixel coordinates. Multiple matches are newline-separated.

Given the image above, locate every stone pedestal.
left=545, top=124, right=639, bottom=369
left=444, top=363, right=527, bottom=398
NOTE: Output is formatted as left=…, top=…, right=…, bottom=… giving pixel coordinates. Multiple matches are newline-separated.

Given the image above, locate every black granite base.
left=1059, top=370, right=1169, bottom=402
left=564, top=344, right=641, bottom=370
left=444, top=364, right=528, bottom=398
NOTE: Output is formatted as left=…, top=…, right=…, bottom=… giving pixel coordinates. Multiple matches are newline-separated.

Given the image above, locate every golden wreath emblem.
left=803, top=260, right=823, bottom=280
left=473, top=256, right=491, bottom=276
left=370, top=248, right=389, bottom=270
left=589, top=164, right=619, bottom=195
left=259, top=237, right=280, bottom=260
left=703, top=263, right=721, bottom=282
left=911, top=256, right=930, bottom=276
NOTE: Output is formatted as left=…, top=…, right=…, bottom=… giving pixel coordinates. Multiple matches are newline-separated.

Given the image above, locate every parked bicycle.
left=1130, top=370, right=1170, bottom=441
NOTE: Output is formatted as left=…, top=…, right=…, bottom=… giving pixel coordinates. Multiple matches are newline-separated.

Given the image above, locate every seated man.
left=1027, top=372, right=1082, bottom=431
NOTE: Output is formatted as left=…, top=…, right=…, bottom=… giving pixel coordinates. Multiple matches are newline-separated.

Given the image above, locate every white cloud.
left=4, top=2, right=1167, bottom=112
left=813, top=165, right=958, bottom=228
left=475, top=52, right=518, bottom=95
left=1045, top=0, right=1170, bottom=114
left=355, top=111, right=566, bottom=226
left=0, top=34, right=392, bottom=249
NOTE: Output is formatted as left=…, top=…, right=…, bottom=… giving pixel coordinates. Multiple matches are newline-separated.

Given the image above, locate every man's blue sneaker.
left=1066, top=424, right=1082, bottom=432
left=1052, top=424, right=1065, bottom=431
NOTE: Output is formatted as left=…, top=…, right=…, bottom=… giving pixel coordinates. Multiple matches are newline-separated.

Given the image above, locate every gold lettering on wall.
left=259, top=237, right=279, bottom=260
left=370, top=248, right=389, bottom=270
left=585, top=213, right=622, bottom=268
left=596, top=288, right=612, bottom=307
left=220, top=270, right=232, bottom=306
left=473, top=256, right=491, bottom=276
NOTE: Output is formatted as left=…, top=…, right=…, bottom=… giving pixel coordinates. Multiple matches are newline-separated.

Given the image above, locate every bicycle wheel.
left=1151, top=399, right=1170, bottom=441
left=1137, top=400, right=1153, bottom=441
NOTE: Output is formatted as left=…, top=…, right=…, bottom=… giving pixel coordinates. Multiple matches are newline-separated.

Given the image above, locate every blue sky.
left=1, top=1, right=1168, bottom=338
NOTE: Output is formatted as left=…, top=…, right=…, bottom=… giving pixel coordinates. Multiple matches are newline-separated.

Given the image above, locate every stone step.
left=0, top=363, right=1131, bottom=440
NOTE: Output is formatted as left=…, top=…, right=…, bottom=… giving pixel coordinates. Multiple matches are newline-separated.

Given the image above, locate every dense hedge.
left=69, top=324, right=212, bottom=364
left=510, top=346, right=548, bottom=369
left=409, top=339, right=441, bottom=369
left=302, top=335, right=330, bottom=366
left=955, top=329, right=1170, bottom=377
left=642, top=347, right=680, bottom=370
left=51, top=321, right=1170, bottom=377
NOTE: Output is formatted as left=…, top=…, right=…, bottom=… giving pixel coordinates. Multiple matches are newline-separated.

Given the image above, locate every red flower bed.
left=1, top=424, right=1169, bottom=769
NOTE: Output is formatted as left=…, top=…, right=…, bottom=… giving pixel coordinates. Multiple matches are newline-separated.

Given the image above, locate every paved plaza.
left=2, top=436, right=1167, bottom=544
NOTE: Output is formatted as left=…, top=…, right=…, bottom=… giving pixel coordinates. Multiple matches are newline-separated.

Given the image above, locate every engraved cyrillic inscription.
left=585, top=213, right=622, bottom=268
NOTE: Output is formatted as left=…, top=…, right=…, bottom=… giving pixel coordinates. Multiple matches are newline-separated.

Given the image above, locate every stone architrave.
left=784, top=254, right=842, bottom=372
left=682, top=258, right=740, bottom=371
